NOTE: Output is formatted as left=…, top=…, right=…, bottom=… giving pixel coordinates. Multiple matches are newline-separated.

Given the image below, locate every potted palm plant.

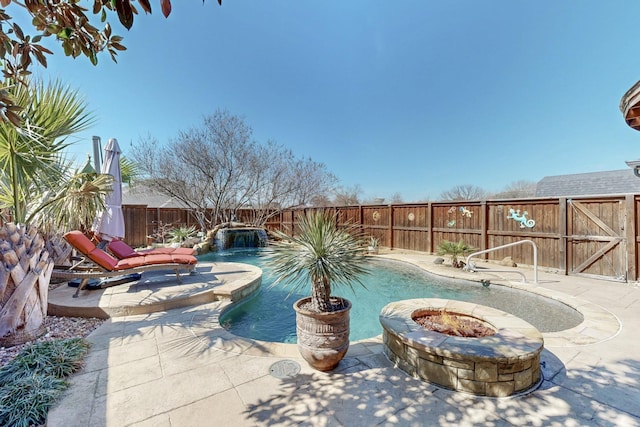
left=266, top=210, right=370, bottom=371
left=436, top=239, right=477, bottom=268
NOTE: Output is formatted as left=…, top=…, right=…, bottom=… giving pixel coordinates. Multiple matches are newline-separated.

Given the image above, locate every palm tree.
left=0, top=78, right=101, bottom=227
left=0, top=79, right=109, bottom=346
left=266, top=210, right=370, bottom=312
left=436, top=239, right=477, bottom=268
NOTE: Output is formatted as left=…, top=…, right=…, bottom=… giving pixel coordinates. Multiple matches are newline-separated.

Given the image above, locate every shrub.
left=0, top=374, right=68, bottom=427
left=0, top=338, right=91, bottom=426
left=168, top=225, right=197, bottom=244
left=436, top=239, right=477, bottom=268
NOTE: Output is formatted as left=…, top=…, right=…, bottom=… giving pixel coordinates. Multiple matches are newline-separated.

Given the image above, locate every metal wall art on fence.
left=446, top=206, right=472, bottom=227
left=447, top=207, right=456, bottom=227
left=459, top=207, right=472, bottom=218
left=507, top=208, right=536, bottom=228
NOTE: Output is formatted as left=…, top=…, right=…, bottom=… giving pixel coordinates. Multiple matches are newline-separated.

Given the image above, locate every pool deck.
left=46, top=251, right=640, bottom=426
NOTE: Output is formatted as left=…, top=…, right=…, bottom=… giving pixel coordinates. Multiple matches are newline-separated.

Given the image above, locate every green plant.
left=0, top=338, right=90, bottom=427
left=368, top=235, right=380, bottom=248
left=0, top=338, right=90, bottom=383
left=151, top=221, right=173, bottom=244
left=168, top=225, right=197, bottom=243
left=0, top=374, right=67, bottom=427
left=0, top=78, right=112, bottom=232
left=436, top=239, right=477, bottom=268
left=265, top=210, right=370, bottom=312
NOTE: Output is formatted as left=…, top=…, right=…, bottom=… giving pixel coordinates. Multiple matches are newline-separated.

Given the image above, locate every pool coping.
left=378, top=254, right=622, bottom=348
left=193, top=253, right=622, bottom=357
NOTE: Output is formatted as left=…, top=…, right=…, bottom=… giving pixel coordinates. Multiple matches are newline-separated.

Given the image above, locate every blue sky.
left=26, top=1, right=640, bottom=202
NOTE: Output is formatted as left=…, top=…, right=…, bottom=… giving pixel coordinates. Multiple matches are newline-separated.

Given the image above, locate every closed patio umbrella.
left=92, top=138, right=125, bottom=243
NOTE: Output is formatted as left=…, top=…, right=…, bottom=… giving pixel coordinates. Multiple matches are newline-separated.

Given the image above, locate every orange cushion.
left=64, top=231, right=96, bottom=256
left=141, top=254, right=175, bottom=265
left=140, top=247, right=174, bottom=255
left=138, top=247, right=196, bottom=256
left=115, top=257, right=147, bottom=269
left=170, top=254, right=198, bottom=264
left=115, top=254, right=172, bottom=270
left=171, top=247, right=196, bottom=256
left=87, top=248, right=119, bottom=270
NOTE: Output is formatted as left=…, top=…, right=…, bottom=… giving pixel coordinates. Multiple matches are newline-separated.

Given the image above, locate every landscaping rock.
left=434, top=257, right=445, bottom=265
left=498, top=256, right=517, bottom=267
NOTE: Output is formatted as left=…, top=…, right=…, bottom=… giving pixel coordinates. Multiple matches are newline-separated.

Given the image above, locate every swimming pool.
left=200, top=249, right=583, bottom=343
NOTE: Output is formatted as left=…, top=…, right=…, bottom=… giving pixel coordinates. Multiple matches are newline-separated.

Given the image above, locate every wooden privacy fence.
left=275, top=195, right=639, bottom=283
left=121, top=206, right=277, bottom=248
left=121, top=194, right=640, bottom=282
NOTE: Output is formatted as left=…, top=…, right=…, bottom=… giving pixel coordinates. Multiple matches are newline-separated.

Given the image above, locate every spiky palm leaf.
left=0, top=78, right=95, bottom=223
left=436, top=239, right=477, bottom=268
left=119, top=155, right=141, bottom=186
left=265, top=210, right=370, bottom=312
left=29, top=170, right=113, bottom=234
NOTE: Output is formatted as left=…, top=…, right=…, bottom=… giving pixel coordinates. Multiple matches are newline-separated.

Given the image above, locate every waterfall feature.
left=215, top=227, right=268, bottom=250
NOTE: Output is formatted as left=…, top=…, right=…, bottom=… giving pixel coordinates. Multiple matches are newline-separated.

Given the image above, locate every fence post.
left=389, top=204, right=394, bottom=249
left=559, top=198, right=568, bottom=275
left=480, top=200, right=488, bottom=255
left=625, top=194, right=637, bottom=281
left=428, top=201, right=433, bottom=253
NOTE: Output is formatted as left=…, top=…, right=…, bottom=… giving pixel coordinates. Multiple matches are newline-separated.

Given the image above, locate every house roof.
left=535, top=169, right=640, bottom=197
left=620, top=80, right=640, bottom=131
left=122, top=185, right=188, bottom=208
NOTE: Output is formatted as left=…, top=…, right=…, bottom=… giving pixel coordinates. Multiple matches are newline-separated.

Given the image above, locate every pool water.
left=200, top=249, right=583, bottom=343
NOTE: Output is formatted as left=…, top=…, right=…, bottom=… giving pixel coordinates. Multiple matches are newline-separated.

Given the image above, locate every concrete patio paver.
left=46, top=253, right=640, bottom=426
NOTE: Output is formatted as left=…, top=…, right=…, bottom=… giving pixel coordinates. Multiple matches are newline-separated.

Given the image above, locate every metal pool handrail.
left=464, top=239, right=538, bottom=284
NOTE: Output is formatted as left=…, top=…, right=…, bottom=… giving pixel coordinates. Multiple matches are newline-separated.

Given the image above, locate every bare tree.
left=332, top=185, right=363, bottom=206
left=390, top=192, right=404, bottom=204
left=310, top=194, right=332, bottom=207
left=491, top=180, right=537, bottom=199
left=438, top=184, right=487, bottom=201
left=132, top=110, right=336, bottom=229
left=240, top=141, right=337, bottom=224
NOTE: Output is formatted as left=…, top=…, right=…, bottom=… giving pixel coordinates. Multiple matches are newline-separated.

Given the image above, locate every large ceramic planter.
left=294, top=296, right=351, bottom=371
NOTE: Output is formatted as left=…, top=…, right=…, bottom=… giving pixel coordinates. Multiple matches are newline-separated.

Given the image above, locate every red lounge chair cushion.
left=64, top=230, right=197, bottom=271
left=108, top=240, right=196, bottom=259
left=108, top=240, right=142, bottom=259
left=139, top=247, right=196, bottom=256
left=64, top=231, right=120, bottom=270
left=141, top=247, right=175, bottom=255
left=116, top=254, right=172, bottom=269
left=170, top=247, right=197, bottom=256
left=169, top=253, right=198, bottom=264
left=65, top=231, right=96, bottom=256
left=88, top=248, right=119, bottom=270
left=114, top=253, right=197, bottom=270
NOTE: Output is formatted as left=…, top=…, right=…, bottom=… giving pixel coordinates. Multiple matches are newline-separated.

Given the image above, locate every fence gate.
left=567, top=199, right=627, bottom=281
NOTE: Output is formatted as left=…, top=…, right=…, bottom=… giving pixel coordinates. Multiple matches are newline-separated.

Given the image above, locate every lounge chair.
left=53, top=231, right=198, bottom=298
left=107, top=239, right=196, bottom=259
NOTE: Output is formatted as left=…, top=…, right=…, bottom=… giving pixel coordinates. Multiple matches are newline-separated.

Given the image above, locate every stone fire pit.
left=380, top=298, right=544, bottom=397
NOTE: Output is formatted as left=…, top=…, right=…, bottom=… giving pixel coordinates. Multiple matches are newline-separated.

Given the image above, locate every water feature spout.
left=215, top=227, right=268, bottom=250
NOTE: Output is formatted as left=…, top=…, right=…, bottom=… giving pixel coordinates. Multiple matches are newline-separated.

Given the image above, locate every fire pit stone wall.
left=380, top=298, right=544, bottom=397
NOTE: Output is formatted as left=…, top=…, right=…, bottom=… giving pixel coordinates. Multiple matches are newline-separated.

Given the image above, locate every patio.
left=47, top=253, right=640, bottom=426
